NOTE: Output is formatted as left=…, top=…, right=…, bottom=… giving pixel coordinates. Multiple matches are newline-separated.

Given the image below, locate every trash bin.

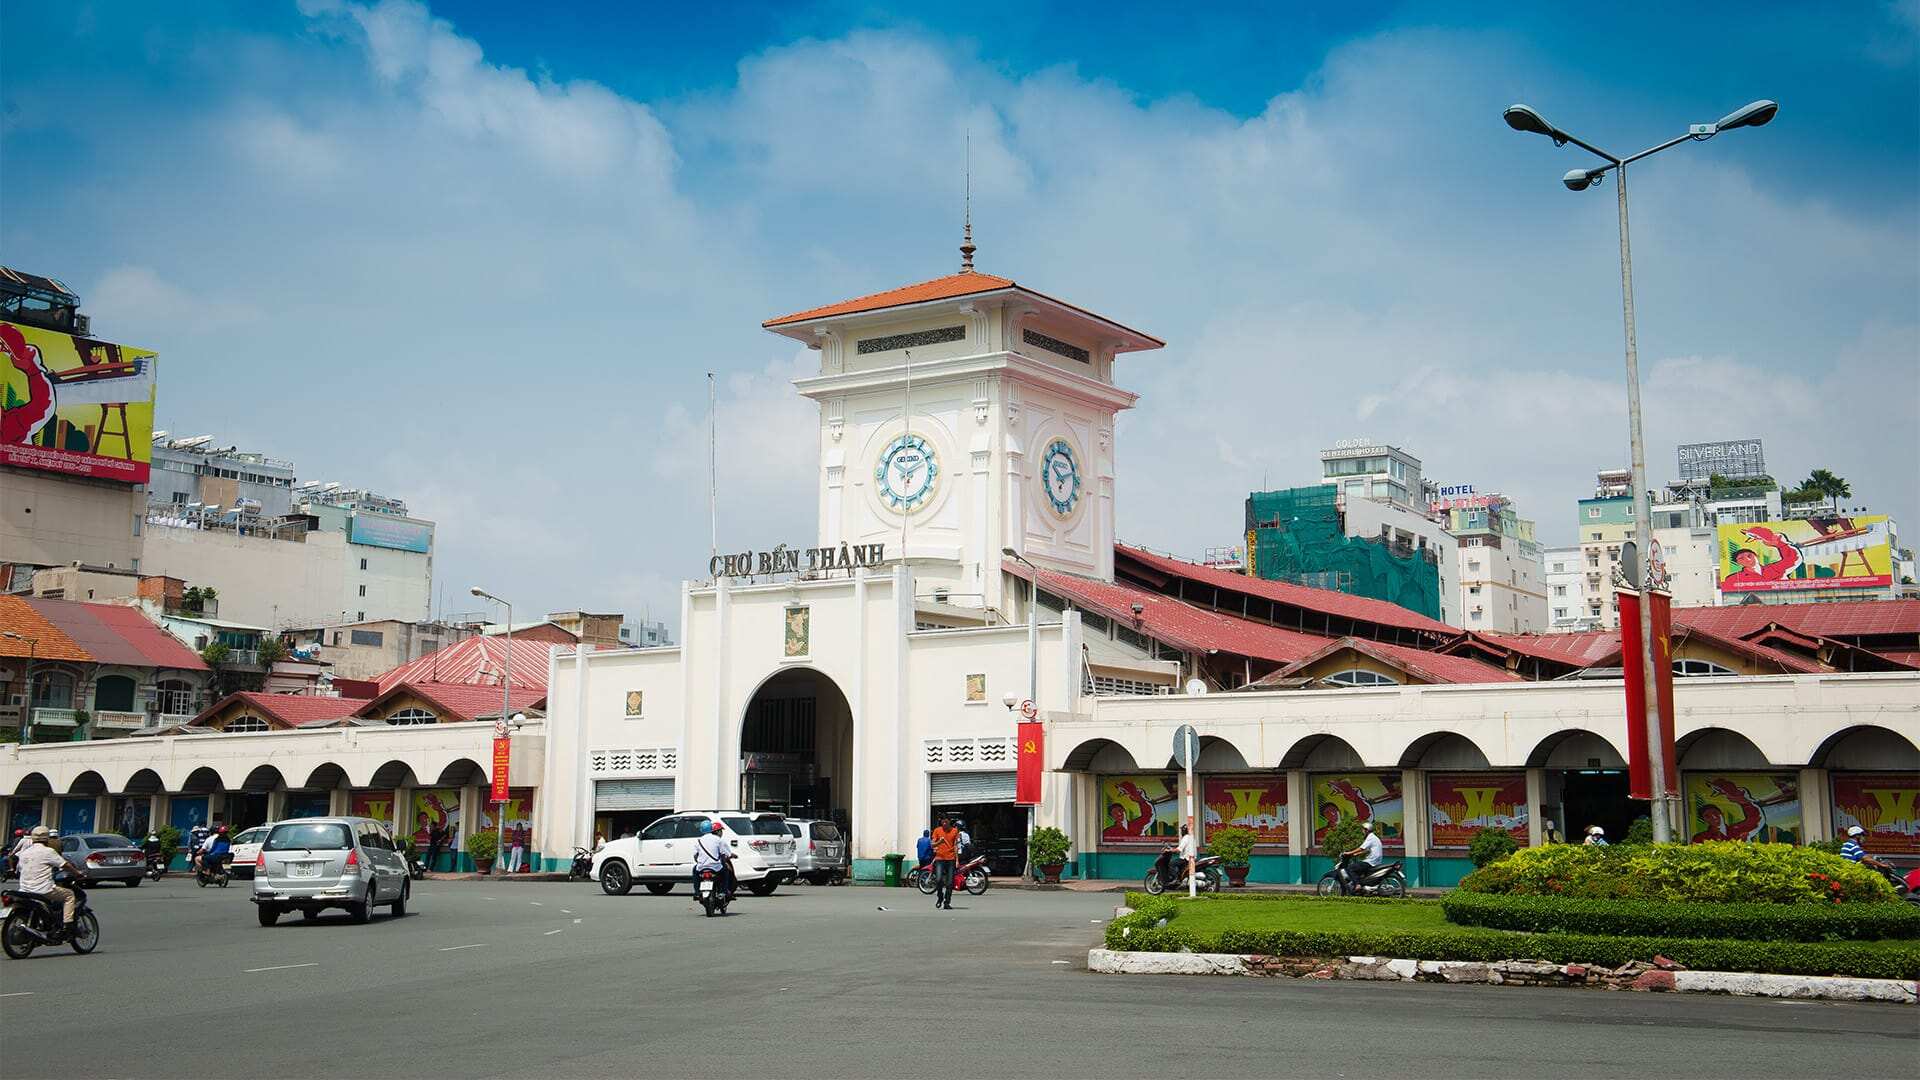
left=882, top=852, right=905, bottom=887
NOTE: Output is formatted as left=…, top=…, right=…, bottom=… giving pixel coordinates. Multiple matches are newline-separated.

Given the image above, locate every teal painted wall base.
left=1420, top=856, right=1475, bottom=888
left=852, top=858, right=887, bottom=883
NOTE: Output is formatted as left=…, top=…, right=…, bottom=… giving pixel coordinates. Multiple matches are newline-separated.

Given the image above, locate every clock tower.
left=764, top=252, right=1162, bottom=610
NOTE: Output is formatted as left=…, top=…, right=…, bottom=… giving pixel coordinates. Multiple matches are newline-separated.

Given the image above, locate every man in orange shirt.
left=929, top=816, right=961, bottom=910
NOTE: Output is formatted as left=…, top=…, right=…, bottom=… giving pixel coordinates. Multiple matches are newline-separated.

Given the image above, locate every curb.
left=1085, top=949, right=1917, bottom=1005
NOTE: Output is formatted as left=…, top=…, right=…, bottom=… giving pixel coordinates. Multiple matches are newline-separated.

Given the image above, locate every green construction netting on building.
left=1244, top=486, right=1443, bottom=620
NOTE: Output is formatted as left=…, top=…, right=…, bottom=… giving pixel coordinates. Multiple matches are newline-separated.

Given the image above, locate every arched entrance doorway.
left=739, top=668, right=853, bottom=825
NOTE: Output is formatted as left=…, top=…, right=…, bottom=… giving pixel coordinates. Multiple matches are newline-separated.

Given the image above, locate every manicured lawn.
left=1166, top=895, right=1460, bottom=935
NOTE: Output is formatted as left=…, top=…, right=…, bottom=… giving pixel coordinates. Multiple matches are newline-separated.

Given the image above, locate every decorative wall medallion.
left=1040, top=438, right=1082, bottom=516
left=875, top=433, right=939, bottom=511
left=625, top=691, right=644, bottom=717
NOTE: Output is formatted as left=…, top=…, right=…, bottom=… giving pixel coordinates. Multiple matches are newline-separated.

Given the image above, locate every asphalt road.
left=0, top=875, right=1911, bottom=1078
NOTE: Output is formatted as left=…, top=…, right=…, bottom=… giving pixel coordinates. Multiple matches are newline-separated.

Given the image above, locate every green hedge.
left=1456, top=841, right=1895, bottom=904
left=1441, top=890, right=1920, bottom=942
left=1105, top=897, right=1920, bottom=980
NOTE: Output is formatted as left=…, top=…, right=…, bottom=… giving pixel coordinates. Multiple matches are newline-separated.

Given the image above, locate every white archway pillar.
left=1800, top=767, right=1831, bottom=841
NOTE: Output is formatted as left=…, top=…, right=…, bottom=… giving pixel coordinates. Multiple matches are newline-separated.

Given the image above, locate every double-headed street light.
left=1503, top=97, right=1777, bottom=844
left=470, top=585, right=512, bottom=874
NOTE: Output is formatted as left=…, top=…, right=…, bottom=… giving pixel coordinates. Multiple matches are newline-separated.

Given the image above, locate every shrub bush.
left=156, top=824, right=181, bottom=863
left=1103, top=898, right=1920, bottom=980
left=1455, top=842, right=1895, bottom=904
left=1467, top=827, right=1519, bottom=868
left=1441, top=890, right=1920, bottom=942
left=1208, top=827, right=1257, bottom=867
left=1027, top=826, right=1071, bottom=866
left=464, top=830, right=499, bottom=863
left=1622, top=817, right=1654, bottom=846
left=1320, top=819, right=1364, bottom=861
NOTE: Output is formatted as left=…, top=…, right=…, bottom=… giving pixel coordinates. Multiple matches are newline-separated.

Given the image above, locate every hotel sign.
left=709, top=542, right=886, bottom=579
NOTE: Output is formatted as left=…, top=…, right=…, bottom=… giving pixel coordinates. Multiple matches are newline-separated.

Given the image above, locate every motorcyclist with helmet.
left=199, top=825, right=232, bottom=879
left=691, top=820, right=736, bottom=901
left=1338, top=821, right=1384, bottom=893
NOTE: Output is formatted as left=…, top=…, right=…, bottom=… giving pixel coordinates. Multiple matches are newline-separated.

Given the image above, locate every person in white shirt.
left=1339, top=821, right=1385, bottom=892
left=691, top=820, right=735, bottom=899
left=15, top=827, right=81, bottom=938
left=1175, top=823, right=1198, bottom=881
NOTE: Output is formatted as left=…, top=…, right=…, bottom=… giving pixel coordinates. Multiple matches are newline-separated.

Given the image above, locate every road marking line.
left=440, top=944, right=486, bottom=952
left=482, top=896, right=496, bottom=901
left=0, top=992, right=34, bottom=998
left=572, top=918, right=582, bottom=924
left=245, top=963, right=319, bottom=973
left=529, top=901, right=544, bottom=906
left=544, top=929, right=563, bottom=936
left=1051, top=960, right=1071, bottom=965
left=560, top=909, right=573, bottom=914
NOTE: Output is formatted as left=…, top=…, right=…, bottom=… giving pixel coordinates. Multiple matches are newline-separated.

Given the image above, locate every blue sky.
left=4, top=1, right=1916, bottom=625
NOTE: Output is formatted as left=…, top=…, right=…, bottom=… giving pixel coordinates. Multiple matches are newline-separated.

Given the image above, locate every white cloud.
left=8, top=7, right=1914, bottom=629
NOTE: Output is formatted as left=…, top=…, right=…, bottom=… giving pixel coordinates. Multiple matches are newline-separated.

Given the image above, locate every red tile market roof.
left=16, top=597, right=207, bottom=670
left=376, top=681, right=547, bottom=723
left=1264, top=636, right=1524, bottom=686
left=375, top=637, right=558, bottom=693
left=762, top=270, right=1164, bottom=346
left=194, top=691, right=364, bottom=729
left=1004, top=559, right=1328, bottom=665
left=1115, top=544, right=1458, bottom=637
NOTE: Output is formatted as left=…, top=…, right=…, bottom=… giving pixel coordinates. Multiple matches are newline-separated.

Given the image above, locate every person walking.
left=426, top=819, right=450, bottom=874
left=929, top=816, right=961, bottom=910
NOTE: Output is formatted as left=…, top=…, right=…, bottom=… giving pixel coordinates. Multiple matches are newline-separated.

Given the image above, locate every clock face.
left=1040, top=438, right=1081, bottom=516
left=875, top=434, right=938, bottom=511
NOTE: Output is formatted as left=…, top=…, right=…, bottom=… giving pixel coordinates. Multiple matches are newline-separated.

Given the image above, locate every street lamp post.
left=1001, top=547, right=1039, bottom=705
left=470, top=586, right=512, bottom=874
left=3, top=631, right=37, bottom=745
left=1503, top=98, right=1778, bottom=843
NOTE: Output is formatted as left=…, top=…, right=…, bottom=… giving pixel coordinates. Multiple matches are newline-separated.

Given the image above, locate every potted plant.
left=1208, top=826, right=1257, bottom=886
left=1027, top=826, right=1071, bottom=883
left=465, top=830, right=499, bottom=874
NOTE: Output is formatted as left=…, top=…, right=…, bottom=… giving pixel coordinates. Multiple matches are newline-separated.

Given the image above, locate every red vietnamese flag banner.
left=1015, top=722, right=1044, bottom=805
left=1649, top=590, right=1678, bottom=795
left=1618, top=589, right=1678, bottom=801
left=490, top=737, right=512, bottom=802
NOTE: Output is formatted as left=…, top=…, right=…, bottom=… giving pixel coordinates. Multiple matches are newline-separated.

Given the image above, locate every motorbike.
left=145, top=852, right=169, bottom=881
left=696, top=867, right=732, bottom=917
left=912, top=855, right=991, bottom=897
left=569, top=848, right=594, bottom=882
left=1143, top=848, right=1223, bottom=895
left=196, top=857, right=231, bottom=889
left=1869, top=862, right=1919, bottom=904
left=2, top=872, right=101, bottom=959
left=1318, top=853, right=1407, bottom=897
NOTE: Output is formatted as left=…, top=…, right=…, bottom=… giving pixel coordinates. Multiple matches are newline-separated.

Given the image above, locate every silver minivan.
left=784, top=819, right=848, bottom=885
left=251, top=817, right=411, bottom=926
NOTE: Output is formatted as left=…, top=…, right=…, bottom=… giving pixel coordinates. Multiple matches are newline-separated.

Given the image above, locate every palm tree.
left=1791, top=468, right=1852, bottom=510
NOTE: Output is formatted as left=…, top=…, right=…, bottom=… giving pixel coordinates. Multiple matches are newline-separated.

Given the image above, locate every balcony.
left=92, top=710, right=148, bottom=730
left=155, top=713, right=201, bottom=729
left=30, top=707, right=79, bottom=728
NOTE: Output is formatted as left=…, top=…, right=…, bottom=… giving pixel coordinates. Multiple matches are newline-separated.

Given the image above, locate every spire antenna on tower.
left=959, top=131, right=976, bottom=273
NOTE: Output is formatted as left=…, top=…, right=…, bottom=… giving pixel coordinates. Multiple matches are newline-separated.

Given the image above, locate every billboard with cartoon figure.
left=1684, top=773, right=1801, bottom=845
left=1716, top=517, right=1892, bottom=593
left=2, top=320, right=157, bottom=483
left=1832, top=773, right=1920, bottom=856
left=1312, top=773, right=1404, bottom=854
left=1099, top=775, right=1180, bottom=845
left=1202, top=776, right=1287, bottom=845
left=1427, top=772, right=1528, bottom=849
